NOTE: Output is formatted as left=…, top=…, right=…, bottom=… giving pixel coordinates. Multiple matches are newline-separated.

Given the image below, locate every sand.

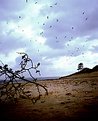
left=0, top=72, right=98, bottom=121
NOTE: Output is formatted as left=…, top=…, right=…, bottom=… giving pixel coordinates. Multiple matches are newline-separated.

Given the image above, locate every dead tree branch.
left=0, top=53, right=48, bottom=104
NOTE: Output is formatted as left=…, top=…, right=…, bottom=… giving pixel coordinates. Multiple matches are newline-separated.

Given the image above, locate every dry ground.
left=0, top=72, right=98, bottom=121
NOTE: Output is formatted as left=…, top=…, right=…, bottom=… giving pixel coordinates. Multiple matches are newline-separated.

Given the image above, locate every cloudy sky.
left=0, top=0, right=98, bottom=77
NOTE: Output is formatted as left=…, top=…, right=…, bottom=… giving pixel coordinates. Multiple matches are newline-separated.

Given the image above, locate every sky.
left=0, top=0, right=98, bottom=78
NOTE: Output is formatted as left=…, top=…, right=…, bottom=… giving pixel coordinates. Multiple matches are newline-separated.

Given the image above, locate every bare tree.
left=0, top=52, right=48, bottom=104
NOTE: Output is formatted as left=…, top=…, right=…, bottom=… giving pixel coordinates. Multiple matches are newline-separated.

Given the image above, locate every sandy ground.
left=0, top=73, right=98, bottom=121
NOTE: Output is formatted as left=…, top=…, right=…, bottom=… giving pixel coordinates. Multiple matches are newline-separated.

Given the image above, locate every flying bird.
left=19, top=16, right=21, bottom=18
left=56, top=19, right=59, bottom=22
left=85, top=17, right=88, bottom=20
left=35, top=2, right=37, bottom=4
left=67, top=44, right=69, bottom=46
left=40, top=32, right=43, bottom=35
left=47, top=16, right=49, bottom=19
left=49, top=25, right=52, bottom=28
left=82, top=11, right=85, bottom=14
left=26, top=0, right=28, bottom=2
left=54, top=3, right=57, bottom=5
left=72, top=27, right=74, bottom=29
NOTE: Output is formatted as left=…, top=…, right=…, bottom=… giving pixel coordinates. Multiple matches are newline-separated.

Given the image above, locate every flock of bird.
left=2, top=0, right=89, bottom=57
left=22, top=1, right=89, bottom=56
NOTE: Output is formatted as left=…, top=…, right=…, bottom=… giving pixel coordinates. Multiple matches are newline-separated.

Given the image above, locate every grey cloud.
left=0, top=34, right=26, bottom=55
left=91, top=46, right=98, bottom=53
left=77, top=6, right=98, bottom=35
left=0, top=0, right=98, bottom=77
left=0, top=0, right=26, bottom=21
left=0, top=0, right=26, bottom=11
left=40, top=43, right=87, bottom=59
left=40, top=0, right=98, bottom=50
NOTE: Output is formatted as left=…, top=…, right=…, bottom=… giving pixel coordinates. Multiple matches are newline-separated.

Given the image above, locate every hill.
left=92, top=65, right=98, bottom=72
left=60, top=65, right=98, bottom=79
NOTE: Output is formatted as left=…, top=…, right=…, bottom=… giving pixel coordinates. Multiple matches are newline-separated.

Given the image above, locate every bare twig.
left=0, top=53, right=48, bottom=104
